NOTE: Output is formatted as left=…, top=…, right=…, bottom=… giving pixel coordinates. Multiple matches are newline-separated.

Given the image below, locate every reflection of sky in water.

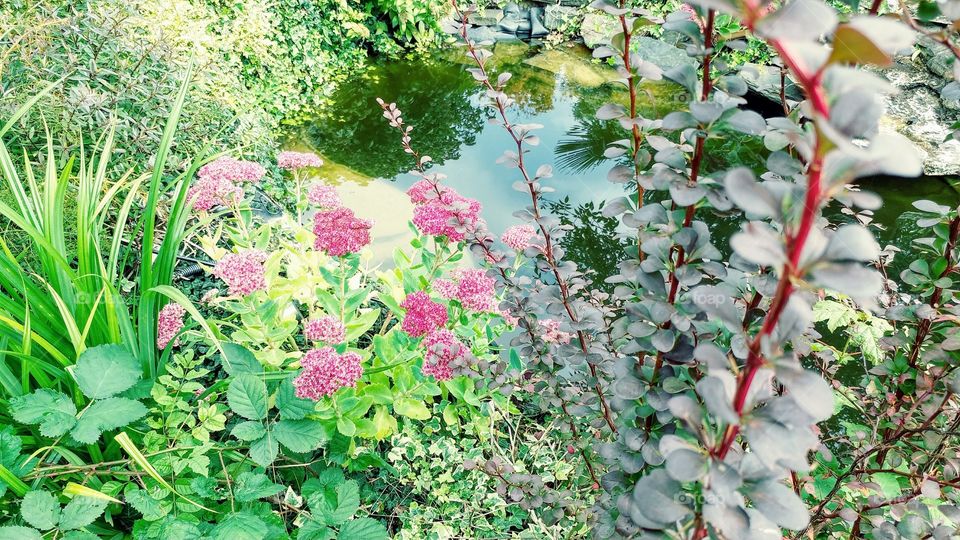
left=293, top=51, right=959, bottom=272
left=388, top=77, right=626, bottom=238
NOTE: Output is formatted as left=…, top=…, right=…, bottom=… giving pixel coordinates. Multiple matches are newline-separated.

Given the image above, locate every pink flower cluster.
left=156, top=303, right=186, bottom=349
left=198, top=156, right=266, bottom=184
left=293, top=347, right=363, bottom=400
left=304, top=315, right=346, bottom=344
left=539, top=319, right=573, bottom=345
left=401, top=291, right=448, bottom=337
left=501, top=224, right=538, bottom=251
left=406, top=180, right=482, bottom=241
left=188, top=176, right=243, bottom=212
left=307, top=184, right=342, bottom=208
left=212, top=250, right=267, bottom=296
left=278, top=151, right=323, bottom=170
left=436, top=268, right=497, bottom=312
left=421, top=328, right=466, bottom=381
left=313, top=207, right=373, bottom=256
left=189, top=156, right=265, bottom=211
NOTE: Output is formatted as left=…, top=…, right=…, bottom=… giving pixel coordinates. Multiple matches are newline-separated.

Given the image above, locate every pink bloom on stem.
left=198, top=156, right=266, bottom=184
left=212, top=250, right=268, bottom=296
left=539, top=319, right=573, bottom=345
left=188, top=175, right=244, bottom=211
left=421, top=328, right=466, bottom=381
left=406, top=181, right=481, bottom=241
left=293, top=347, right=363, bottom=400
left=156, top=303, right=186, bottom=349
left=304, top=315, right=347, bottom=344
left=401, top=291, right=448, bottom=337
left=501, top=224, right=538, bottom=251
left=437, top=268, right=497, bottom=312
left=313, top=207, right=373, bottom=256
left=278, top=151, right=323, bottom=170
left=307, top=184, right=342, bottom=208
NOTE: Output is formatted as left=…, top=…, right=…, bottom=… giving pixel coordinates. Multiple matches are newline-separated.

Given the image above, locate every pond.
left=285, top=40, right=960, bottom=282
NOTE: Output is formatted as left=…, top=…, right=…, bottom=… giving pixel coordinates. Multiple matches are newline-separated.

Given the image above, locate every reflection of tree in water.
left=544, top=197, right=629, bottom=292
left=555, top=84, right=625, bottom=174
left=294, top=59, right=485, bottom=179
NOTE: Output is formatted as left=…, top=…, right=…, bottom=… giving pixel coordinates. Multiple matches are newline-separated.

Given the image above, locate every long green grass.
left=0, top=66, right=200, bottom=399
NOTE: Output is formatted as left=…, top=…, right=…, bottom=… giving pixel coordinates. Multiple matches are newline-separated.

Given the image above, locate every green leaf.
left=62, top=531, right=99, bottom=540
left=297, top=520, right=335, bottom=540
left=220, top=343, right=261, bottom=376
left=276, top=377, right=315, bottom=420
left=125, top=488, right=171, bottom=521
left=0, top=426, right=22, bottom=466
left=71, top=398, right=148, bottom=444
left=232, top=472, right=283, bottom=503
left=361, top=383, right=393, bottom=405
left=337, top=518, right=389, bottom=540
left=21, top=490, right=60, bottom=531
left=57, top=496, right=107, bottom=530
left=273, top=419, right=326, bottom=453
left=336, top=417, right=356, bottom=437
left=0, top=526, right=42, bottom=540
left=227, top=374, right=268, bottom=420
left=309, top=479, right=360, bottom=526
left=394, top=398, right=430, bottom=420
left=73, top=344, right=141, bottom=399
left=249, top=432, right=278, bottom=467
left=209, top=512, right=268, bottom=540
left=9, top=389, right=77, bottom=437
left=231, top=421, right=267, bottom=441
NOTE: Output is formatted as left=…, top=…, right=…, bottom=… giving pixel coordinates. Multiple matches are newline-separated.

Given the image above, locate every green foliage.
left=9, top=344, right=148, bottom=444
left=813, top=294, right=893, bottom=364
left=1, top=491, right=107, bottom=538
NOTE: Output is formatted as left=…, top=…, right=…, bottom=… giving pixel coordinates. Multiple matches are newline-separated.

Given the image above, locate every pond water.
left=286, top=41, right=960, bottom=281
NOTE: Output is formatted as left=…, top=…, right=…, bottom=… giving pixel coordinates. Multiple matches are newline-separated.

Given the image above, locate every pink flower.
left=436, top=268, right=497, bottom=312
left=278, top=151, right=323, bottom=170
left=156, top=303, right=186, bottom=349
left=304, top=316, right=346, bottom=344
left=198, top=156, right=266, bottom=184
left=313, top=207, right=373, bottom=256
left=406, top=182, right=482, bottom=241
left=188, top=175, right=244, bottom=211
left=307, top=184, right=342, bottom=208
left=501, top=224, right=538, bottom=251
left=539, top=319, right=573, bottom=344
left=401, top=291, right=448, bottom=337
left=421, top=328, right=466, bottom=381
left=293, top=347, right=363, bottom=400
left=212, top=250, right=267, bottom=296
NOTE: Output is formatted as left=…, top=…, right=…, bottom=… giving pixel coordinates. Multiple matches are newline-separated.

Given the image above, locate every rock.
left=632, top=36, right=697, bottom=71
left=530, top=6, right=548, bottom=38
left=523, top=46, right=618, bottom=87
left=468, top=8, right=504, bottom=26
left=466, top=25, right=518, bottom=42
left=740, top=62, right=803, bottom=105
left=544, top=5, right=579, bottom=31
left=876, top=55, right=960, bottom=176
left=499, top=3, right=524, bottom=34
left=580, top=12, right=618, bottom=48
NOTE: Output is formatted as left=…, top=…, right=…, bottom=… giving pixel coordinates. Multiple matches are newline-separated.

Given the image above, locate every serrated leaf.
left=273, top=419, right=326, bottom=453
left=232, top=472, right=283, bottom=502
left=227, top=374, right=268, bottom=421
left=125, top=488, right=171, bottom=521
left=231, top=421, right=266, bottom=441
left=71, top=398, right=147, bottom=444
left=58, top=496, right=107, bottom=530
left=249, top=432, right=278, bottom=467
left=337, top=517, right=389, bottom=540
left=0, top=426, right=22, bottom=466
left=9, top=389, right=77, bottom=437
left=0, top=526, right=42, bottom=540
left=277, top=377, right=315, bottom=420
left=73, top=344, right=141, bottom=399
left=21, top=490, right=59, bottom=530
left=209, top=512, right=268, bottom=540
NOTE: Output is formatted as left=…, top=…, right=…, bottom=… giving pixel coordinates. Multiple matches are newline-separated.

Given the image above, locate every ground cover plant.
left=0, top=0, right=958, bottom=538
